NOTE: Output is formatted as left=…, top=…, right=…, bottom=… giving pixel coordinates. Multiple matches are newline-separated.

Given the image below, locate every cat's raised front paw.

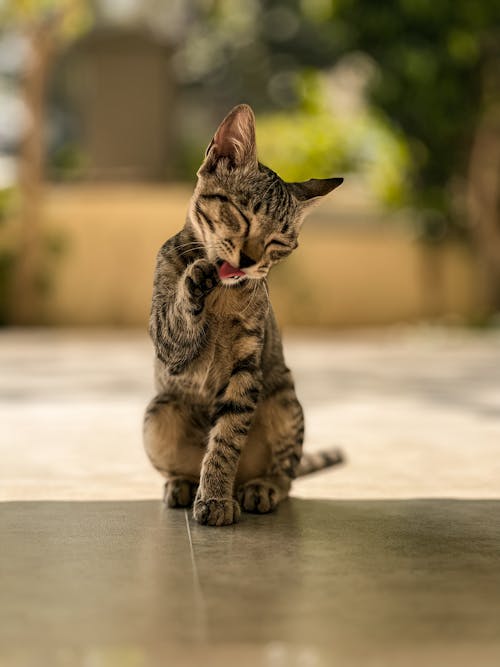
left=185, top=259, right=219, bottom=312
left=193, top=496, right=241, bottom=526
left=237, top=479, right=279, bottom=513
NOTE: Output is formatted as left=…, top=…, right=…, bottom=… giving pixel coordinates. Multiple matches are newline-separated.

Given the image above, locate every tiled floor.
left=1, top=329, right=500, bottom=666
left=2, top=498, right=500, bottom=667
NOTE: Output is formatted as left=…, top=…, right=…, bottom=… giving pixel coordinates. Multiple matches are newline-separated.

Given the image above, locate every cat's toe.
left=193, top=497, right=241, bottom=526
left=164, top=478, right=198, bottom=508
left=238, top=481, right=279, bottom=514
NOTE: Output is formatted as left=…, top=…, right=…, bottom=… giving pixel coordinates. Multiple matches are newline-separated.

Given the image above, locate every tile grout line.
left=184, top=509, right=208, bottom=642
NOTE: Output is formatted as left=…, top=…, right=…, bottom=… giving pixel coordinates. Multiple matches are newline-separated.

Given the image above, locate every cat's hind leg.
left=163, top=477, right=199, bottom=508
left=143, top=393, right=208, bottom=507
left=237, top=475, right=290, bottom=513
left=236, top=388, right=304, bottom=514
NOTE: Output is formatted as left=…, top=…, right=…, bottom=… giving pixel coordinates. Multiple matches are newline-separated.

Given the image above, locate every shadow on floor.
left=1, top=498, right=500, bottom=667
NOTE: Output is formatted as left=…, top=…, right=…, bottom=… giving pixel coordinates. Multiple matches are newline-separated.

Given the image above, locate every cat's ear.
left=289, top=177, right=343, bottom=203
left=201, top=104, right=257, bottom=171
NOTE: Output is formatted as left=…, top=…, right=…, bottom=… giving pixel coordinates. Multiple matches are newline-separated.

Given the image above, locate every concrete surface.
left=1, top=328, right=499, bottom=666
left=1, top=327, right=499, bottom=501
left=1, top=499, right=500, bottom=667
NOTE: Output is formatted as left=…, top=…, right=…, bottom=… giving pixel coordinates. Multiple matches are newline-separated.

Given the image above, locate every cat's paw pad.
left=193, top=497, right=241, bottom=526
left=237, top=480, right=279, bottom=514
left=164, top=478, right=198, bottom=508
left=186, top=260, right=219, bottom=298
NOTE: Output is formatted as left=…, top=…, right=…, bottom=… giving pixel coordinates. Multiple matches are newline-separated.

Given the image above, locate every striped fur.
left=143, top=104, right=343, bottom=526
left=296, top=448, right=344, bottom=477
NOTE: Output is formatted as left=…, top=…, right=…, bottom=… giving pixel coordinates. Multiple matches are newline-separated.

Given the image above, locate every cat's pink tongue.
left=218, top=261, right=245, bottom=280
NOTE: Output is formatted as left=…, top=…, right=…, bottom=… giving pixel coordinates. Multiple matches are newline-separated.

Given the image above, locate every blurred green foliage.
left=178, top=0, right=499, bottom=237
left=328, top=0, right=499, bottom=236
left=256, top=71, right=411, bottom=206
left=50, top=143, right=86, bottom=180
left=180, top=68, right=412, bottom=206
left=1, top=0, right=92, bottom=39
left=5, top=0, right=500, bottom=239
left=1, top=0, right=498, bottom=323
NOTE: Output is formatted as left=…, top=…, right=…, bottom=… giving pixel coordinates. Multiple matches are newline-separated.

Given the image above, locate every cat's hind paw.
left=193, top=497, right=241, bottom=526
left=164, top=478, right=198, bottom=508
left=237, top=480, right=279, bottom=514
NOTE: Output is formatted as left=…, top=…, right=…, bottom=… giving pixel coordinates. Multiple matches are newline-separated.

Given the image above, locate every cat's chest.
left=194, top=287, right=266, bottom=392
left=207, top=284, right=253, bottom=316
left=207, top=284, right=267, bottom=342
left=176, top=325, right=249, bottom=400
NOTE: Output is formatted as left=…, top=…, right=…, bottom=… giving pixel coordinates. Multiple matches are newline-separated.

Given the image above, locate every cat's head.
left=190, top=104, right=343, bottom=285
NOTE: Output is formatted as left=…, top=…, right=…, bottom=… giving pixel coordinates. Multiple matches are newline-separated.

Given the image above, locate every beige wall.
left=43, top=184, right=480, bottom=328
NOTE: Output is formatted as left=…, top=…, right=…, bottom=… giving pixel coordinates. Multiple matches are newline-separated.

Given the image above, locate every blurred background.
left=1, top=7, right=500, bottom=663
left=0, top=0, right=499, bottom=329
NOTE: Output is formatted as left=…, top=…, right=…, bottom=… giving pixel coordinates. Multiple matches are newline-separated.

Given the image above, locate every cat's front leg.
left=193, top=352, right=263, bottom=526
left=151, top=258, right=219, bottom=374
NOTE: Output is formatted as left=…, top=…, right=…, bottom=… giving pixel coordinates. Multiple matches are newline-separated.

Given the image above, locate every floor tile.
left=1, top=498, right=499, bottom=666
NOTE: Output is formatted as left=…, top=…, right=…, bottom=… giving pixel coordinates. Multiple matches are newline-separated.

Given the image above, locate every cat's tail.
left=295, top=448, right=344, bottom=478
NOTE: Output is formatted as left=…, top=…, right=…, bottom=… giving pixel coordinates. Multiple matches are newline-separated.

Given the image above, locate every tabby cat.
left=144, top=104, right=343, bottom=526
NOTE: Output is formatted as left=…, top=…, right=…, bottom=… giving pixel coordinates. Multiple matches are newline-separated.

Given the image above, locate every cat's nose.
left=239, top=251, right=257, bottom=269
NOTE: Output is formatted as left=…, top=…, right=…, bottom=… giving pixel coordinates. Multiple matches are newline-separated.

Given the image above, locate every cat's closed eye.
left=265, top=238, right=293, bottom=251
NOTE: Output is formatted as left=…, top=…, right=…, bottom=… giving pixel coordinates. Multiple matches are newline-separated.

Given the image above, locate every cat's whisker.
left=177, top=243, right=219, bottom=259
left=177, top=241, right=218, bottom=250
left=239, top=281, right=258, bottom=317
left=176, top=245, right=205, bottom=254
left=176, top=246, right=205, bottom=255
left=175, top=241, right=204, bottom=249
left=176, top=241, right=219, bottom=253
left=262, top=280, right=270, bottom=301
left=177, top=249, right=203, bottom=258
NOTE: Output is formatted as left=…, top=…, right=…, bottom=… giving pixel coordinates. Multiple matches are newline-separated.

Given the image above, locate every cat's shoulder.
left=158, top=232, right=182, bottom=257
